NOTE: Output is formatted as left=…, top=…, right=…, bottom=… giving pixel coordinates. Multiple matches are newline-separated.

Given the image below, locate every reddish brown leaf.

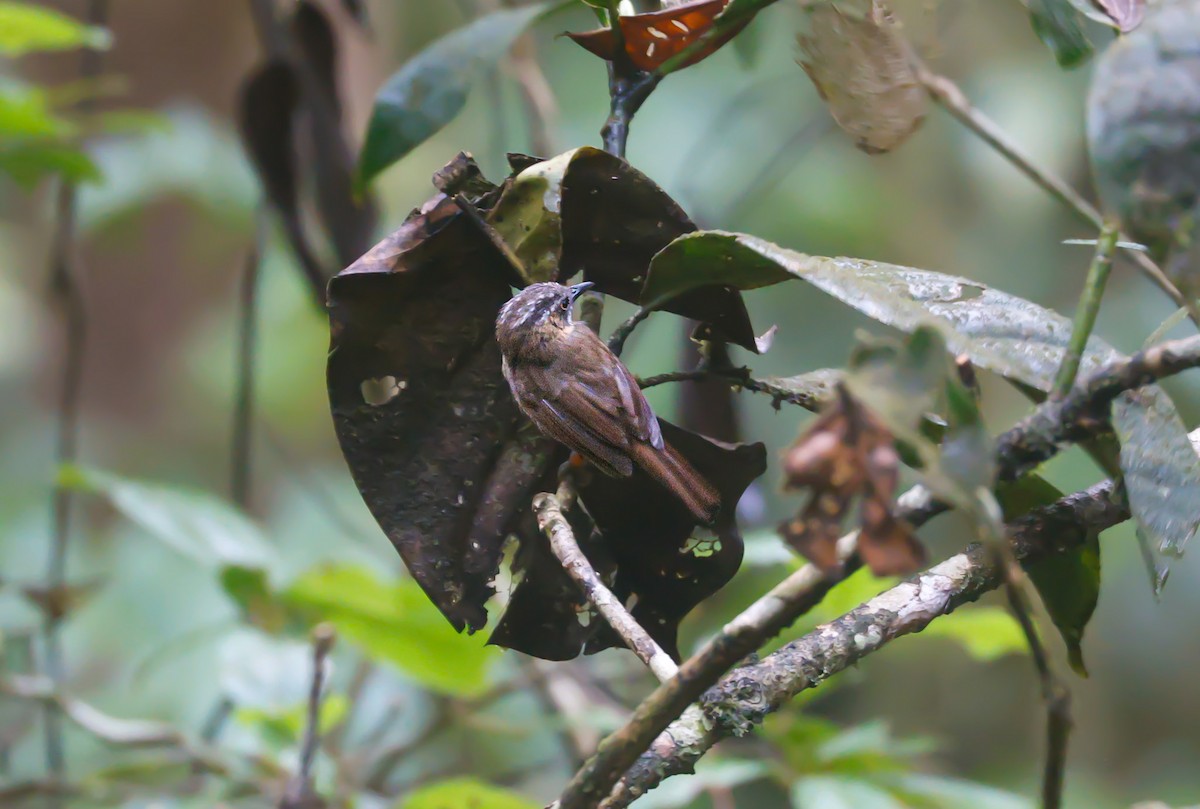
left=566, top=0, right=752, bottom=72
left=1092, top=0, right=1145, bottom=33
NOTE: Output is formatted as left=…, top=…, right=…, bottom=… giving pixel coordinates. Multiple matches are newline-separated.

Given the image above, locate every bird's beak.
left=569, top=281, right=595, bottom=301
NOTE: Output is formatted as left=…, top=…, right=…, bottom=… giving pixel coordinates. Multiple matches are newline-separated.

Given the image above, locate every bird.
left=495, top=281, right=721, bottom=524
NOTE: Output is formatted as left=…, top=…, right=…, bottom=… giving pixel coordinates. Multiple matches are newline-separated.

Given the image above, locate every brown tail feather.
left=630, top=441, right=721, bottom=525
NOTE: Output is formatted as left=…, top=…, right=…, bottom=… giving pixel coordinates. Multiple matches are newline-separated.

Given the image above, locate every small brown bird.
left=496, top=281, right=721, bottom=524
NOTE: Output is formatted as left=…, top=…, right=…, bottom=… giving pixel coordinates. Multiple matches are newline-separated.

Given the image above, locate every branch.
left=550, top=486, right=935, bottom=809
left=995, top=332, right=1200, bottom=481
left=42, top=2, right=110, bottom=799
left=600, top=480, right=1126, bottom=807
left=280, top=624, right=337, bottom=809
left=534, top=492, right=678, bottom=682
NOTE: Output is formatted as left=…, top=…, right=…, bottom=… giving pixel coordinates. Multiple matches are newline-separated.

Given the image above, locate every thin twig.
left=915, top=63, right=1190, bottom=316
left=534, top=491, right=678, bottom=682
left=280, top=624, right=337, bottom=809
left=607, top=307, right=654, bottom=356
left=1053, top=223, right=1119, bottom=399
left=41, top=2, right=109, bottom=799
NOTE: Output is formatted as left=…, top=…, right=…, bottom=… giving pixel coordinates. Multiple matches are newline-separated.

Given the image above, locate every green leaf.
left=920, top=606, right=1029, bottom=663
left=399, top=777, right=537, bottom=809
left=0, top=86, right=70, bottom=138
left=845, top=326, right=950, bottom=442
left=791, top=776, right=908, bottom=809
left=283, top=565, right=497, bottom=696
left=1112, top=390, right=1200, bottom=560
left=889, top=773, right=1031, bottom=809
left=0, top=1, right=111, bottom=56
left=235, top=694, right=348, bottom=751
left=357, top=3, right=553, bottom=188
left=999, top=475, right=1100, bottom=676
left=633, top=758, right=770, bottom=809
left=1027, top=0, right=1093, bottom=69
left=643, top=230, right=1200, bottom=581
left=0, top=141, right=100, bottom=188
left=58, top=464, right=277, bottom=571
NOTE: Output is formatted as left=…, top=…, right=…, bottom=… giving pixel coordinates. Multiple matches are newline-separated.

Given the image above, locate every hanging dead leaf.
left=797, top=0, right=926, bottom=154
left=779, top=384, right=923, bottom=575
left=566, top=0, right=753, bottom=72
left=237, top=60, right=327, bottom=288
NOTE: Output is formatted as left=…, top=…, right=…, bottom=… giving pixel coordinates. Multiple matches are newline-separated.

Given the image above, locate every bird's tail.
left=631, top=441, right=722, bottom=525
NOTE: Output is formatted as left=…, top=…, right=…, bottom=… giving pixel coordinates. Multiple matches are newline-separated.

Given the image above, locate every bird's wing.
left=570, top=357, right=664, bottom=451
left=513, top=363, right=634, bottom=476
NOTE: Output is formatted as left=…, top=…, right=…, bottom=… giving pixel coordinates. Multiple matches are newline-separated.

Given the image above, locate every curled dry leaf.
left=566, top=0, right=752, bottom=72
left=780, top=384, right=924, bottom=575
left=797, top=0, right=927, bottom=154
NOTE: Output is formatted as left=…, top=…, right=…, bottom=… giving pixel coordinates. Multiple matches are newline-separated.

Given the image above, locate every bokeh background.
left=4, top=1, right=1199, bottom=807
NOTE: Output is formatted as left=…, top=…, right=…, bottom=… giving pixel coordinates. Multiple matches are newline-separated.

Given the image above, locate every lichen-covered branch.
left=600, top=481, right=1126, bottom=807
left=534, top=492, right=679, bottom=682
left=995, top=332, right=1200, bottom=480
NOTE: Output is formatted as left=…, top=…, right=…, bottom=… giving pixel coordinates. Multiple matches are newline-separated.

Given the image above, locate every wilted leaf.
left=560, top=147, right=758, bottom=350
left=1089, top=0, right=1145, bottom=32
left=293, top=0, right=339, bottom=114
left=1087, top=0, right=1200, bottom=269
left=486, top=149, right=575, bottom=284
left=797, top=0, right=926, bottom=154
left=566, top=0, right=753, bottom=72
left=327, top=182, right=519, bottom=634
left=58, top=464, right=277, bottom=572
left=284, top=565, right=498, bottom=696
left=1028, top=0, right=1094, bottom=69
left=237, top=60, right=326, bottom=287
left=400, top=777, right=537, bottom=809
left=643, top=230, right=1200, bottom=581
left=294, top=0, right=379, bottom=268
left=0, top=1, right=110, bottom=56
left=357, top=3, right=554, bottom=188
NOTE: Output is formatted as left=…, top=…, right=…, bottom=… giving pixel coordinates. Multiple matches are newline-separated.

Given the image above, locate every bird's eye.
left=559, top=296, right=571, bottom=311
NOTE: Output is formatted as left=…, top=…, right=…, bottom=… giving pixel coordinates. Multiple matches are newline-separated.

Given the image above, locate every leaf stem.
left=1053, top=223, right=1119, bottom=399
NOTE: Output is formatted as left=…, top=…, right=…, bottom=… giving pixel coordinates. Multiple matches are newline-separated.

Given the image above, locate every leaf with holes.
left=642, top=229, right=1200, bottom=585
left=566, top=0, right=754, bottom=72
left=327, top=168, right=520, bottom=635
left=357, top=3, right=556, bottom=188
